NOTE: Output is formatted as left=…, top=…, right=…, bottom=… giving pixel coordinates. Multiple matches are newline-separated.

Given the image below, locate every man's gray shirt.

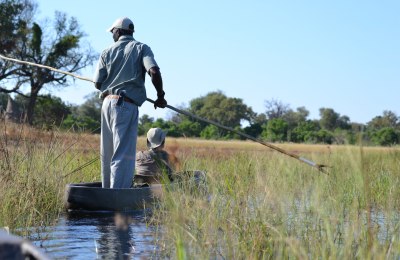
left=93, top=35, right=158, bottom=106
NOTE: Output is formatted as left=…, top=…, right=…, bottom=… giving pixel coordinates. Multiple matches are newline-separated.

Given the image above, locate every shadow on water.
left=30, top=210, right=159, bottom=259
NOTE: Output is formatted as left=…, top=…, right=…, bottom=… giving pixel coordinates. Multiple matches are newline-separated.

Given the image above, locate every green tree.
left=241, top=112, right=267, bottom=139
left=315, top=129, right=334, bottom=144
left=366, top=111, right=399, bottom=145
left=262, top=118, right=288, bottom=142
left=224, top=125, right=243, bottom=140
left=152, top=118, right=170, bottom=130
left=243, top=123, right=263, bottom=139
left=177, top=118, right=202, bottom=137
left=147, top=118, right=185, bottom=137
left=337, top=115, right=351, bottom=130
left=370, top=127, right=399, bottom=146
left=138, top=114, right=154, bottom=136
left=318, top=108, right=351, bottom=131
left=188, top=91, right=254, bottom=138
left=252, top=113, right=267, bottom=125
left=74, top=92, right=102, bottom=120
left=189, top=91, right=254, bottom=127
left=200, top=125, right=220, bottom=139
left=299, top=128, right=334, bottom=144
left=59, top=92, right=102, bottom=133
left=367, top=110, right=399, bottom=130
left=283, top=106, right=309, bottom=127
left=0, top=0, right=35, bottom=82
left=33, top=94, right=70, bottom=127
left=0, top=3, right=97, bottom=124
left=291, top=120, right=320, bottom=143
left=161, top=122, right=182, bottom=137
left=62, top=114, right=99, bottom=133
left=139, top=114, right=154, bottom=126
left=319, top=108, right=340, bottom=131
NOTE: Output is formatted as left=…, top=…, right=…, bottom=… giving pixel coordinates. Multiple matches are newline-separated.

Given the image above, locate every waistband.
left=104, top=94, right=136, bottom=105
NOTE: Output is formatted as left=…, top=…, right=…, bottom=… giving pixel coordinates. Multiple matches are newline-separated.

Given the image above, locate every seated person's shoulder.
left=136, top=150, right=152, bottom=160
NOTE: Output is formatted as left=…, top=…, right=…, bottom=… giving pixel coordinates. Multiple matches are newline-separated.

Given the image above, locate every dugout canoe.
left=64, top=182, right=164, bottom=211
left=64, top=171, right=205, bottom=212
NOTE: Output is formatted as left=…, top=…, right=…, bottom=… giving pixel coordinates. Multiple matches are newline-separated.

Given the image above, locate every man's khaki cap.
left=107, top=17, right=134, bottom=32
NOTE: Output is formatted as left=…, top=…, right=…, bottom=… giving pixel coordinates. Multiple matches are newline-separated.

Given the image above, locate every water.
left=30, top=211, right=160, bottom=259
left=27, top=200, right=399, bottom=259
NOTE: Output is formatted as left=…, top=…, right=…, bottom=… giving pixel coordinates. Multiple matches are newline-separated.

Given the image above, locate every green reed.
left=0, top=122, right=99, bottom=234
left=152, top=146, right=400, bottom=259
left=1, top=121, right=399, bottom=258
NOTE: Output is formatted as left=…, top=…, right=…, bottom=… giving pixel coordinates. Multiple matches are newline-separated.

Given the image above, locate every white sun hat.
left=146, top=128, right=167, bottom=149
left=107, top=17, right=134, bottom=32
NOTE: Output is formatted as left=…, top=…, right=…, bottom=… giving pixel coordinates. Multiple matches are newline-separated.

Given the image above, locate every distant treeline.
left=1, top=91, right=399, bottom=146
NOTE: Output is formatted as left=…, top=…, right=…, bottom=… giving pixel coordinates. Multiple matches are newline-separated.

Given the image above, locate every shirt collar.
left=118, top=35, right=134, bottom=41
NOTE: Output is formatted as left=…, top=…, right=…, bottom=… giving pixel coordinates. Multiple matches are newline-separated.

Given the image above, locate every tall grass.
left=152, top=144, right=400, bottom=259
left=0, top=121, right=99, bottom=235
left=1, top=121, right=399, bottom=258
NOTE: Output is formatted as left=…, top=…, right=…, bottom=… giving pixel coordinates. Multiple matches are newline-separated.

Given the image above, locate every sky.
left=34, top=0, right=399, bottom=124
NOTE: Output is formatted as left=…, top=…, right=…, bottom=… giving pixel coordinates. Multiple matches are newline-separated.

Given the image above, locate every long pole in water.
left=0, top=54, right=329, bottom=173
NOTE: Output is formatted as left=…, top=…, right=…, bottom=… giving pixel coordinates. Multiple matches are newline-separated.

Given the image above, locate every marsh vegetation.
left=1, top=122, right=399, bottom=258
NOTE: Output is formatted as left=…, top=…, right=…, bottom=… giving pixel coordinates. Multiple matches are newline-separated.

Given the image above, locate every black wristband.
left=157, top=90, right=165, bottom=98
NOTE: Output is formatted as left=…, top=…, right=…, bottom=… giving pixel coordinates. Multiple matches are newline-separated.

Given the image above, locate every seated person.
left=135, top=128, right=174, bottom=185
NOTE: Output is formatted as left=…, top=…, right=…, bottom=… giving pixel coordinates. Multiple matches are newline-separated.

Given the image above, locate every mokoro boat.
left=64, top=182, right=163, bottom=211
left=64, top=171, right=205, bottom=212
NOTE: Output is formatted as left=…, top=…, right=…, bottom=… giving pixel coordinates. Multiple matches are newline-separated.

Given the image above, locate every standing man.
left=93, top=17, right=167, bottom=188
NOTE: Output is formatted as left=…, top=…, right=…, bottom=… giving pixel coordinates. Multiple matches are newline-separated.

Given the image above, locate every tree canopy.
left=188, top=91, right=254, bottom=127
left=0, top=0, right=97, bottom=124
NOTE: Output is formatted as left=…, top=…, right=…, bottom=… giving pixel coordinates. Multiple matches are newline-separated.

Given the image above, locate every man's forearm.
left=149, top=67, right=164, bottom=95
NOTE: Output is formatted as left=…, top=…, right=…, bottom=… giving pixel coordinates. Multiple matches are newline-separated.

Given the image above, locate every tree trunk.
left=26, top=90, right=39, bottom=125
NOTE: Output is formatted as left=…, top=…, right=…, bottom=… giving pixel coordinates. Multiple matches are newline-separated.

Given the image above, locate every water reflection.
left=31, top=210, right=157, bottom=259
left=83, top=212, right=132, bottom=259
